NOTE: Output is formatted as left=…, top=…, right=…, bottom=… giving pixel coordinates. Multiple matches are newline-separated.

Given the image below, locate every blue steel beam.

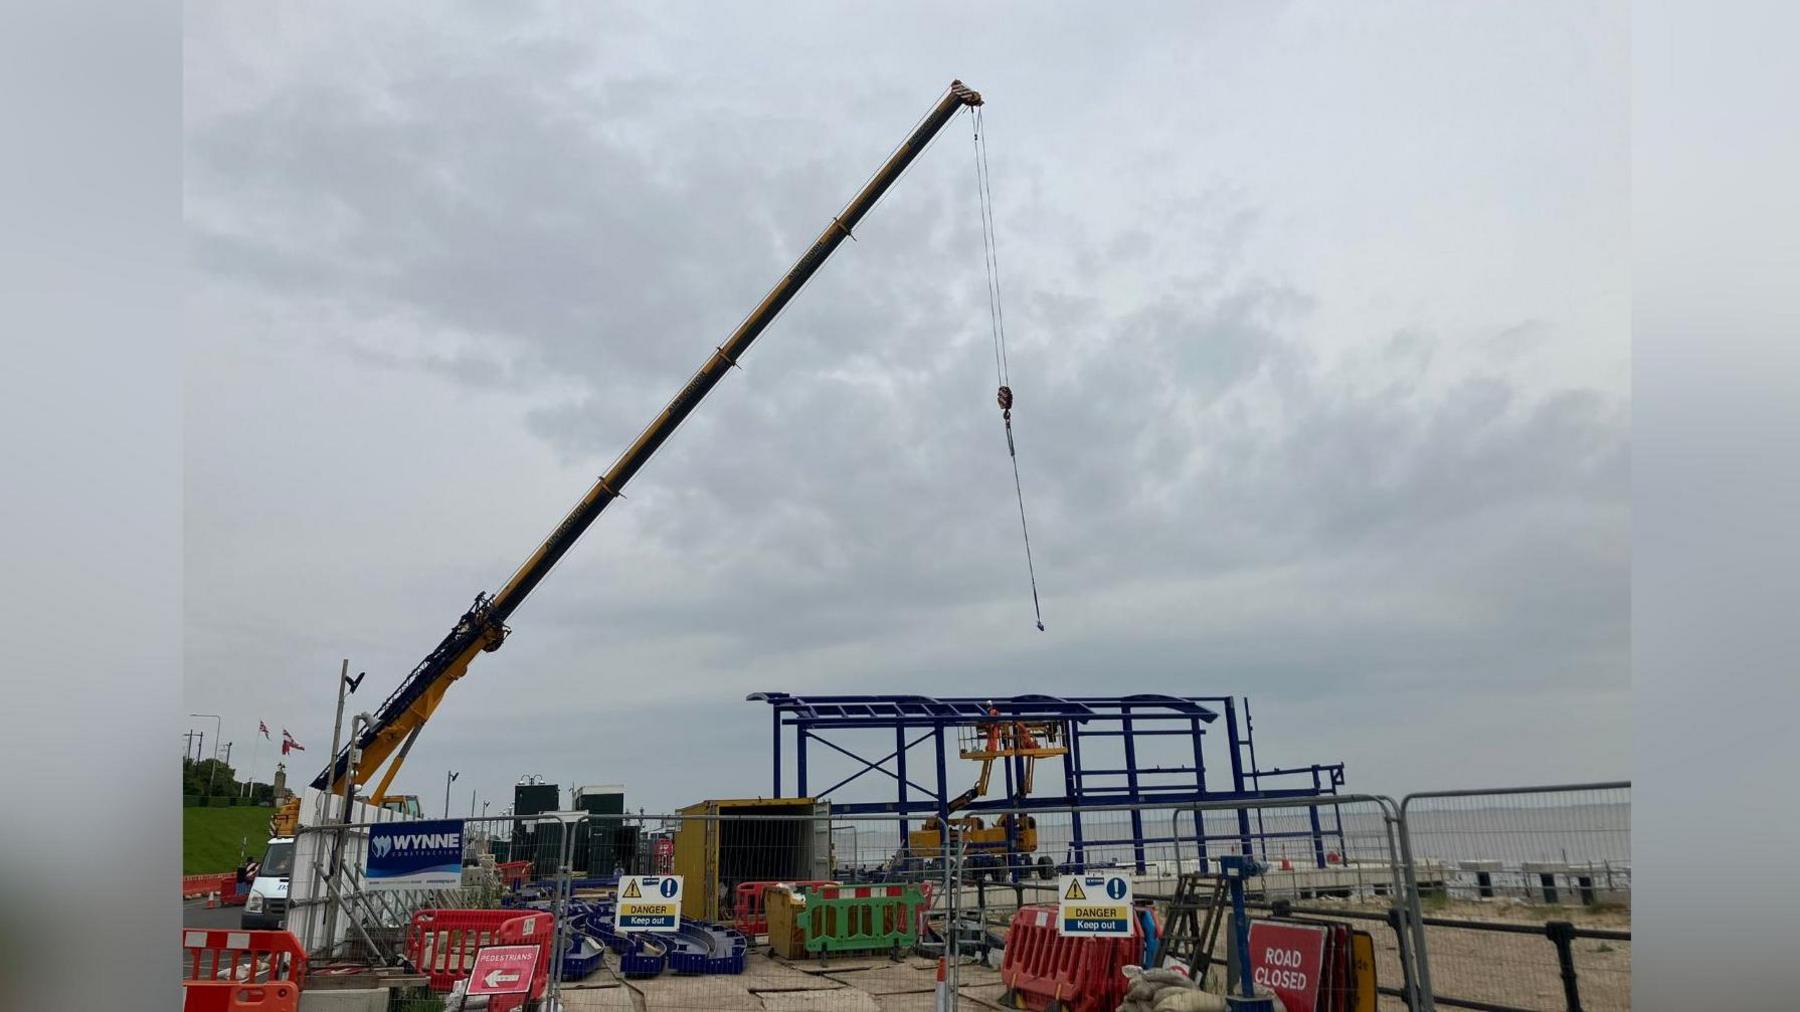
left=821, top=786, right=1325, bottom=817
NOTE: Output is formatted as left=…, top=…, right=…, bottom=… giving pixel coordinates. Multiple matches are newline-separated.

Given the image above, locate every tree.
left=182, top=756, right=240, bottom=799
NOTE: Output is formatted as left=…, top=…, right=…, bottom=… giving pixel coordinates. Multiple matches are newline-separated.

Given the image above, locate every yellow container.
left=672, top=798, right=830, bottom=921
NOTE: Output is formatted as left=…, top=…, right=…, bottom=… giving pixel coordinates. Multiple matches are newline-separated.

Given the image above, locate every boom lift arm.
left=306, top=80, right=985, bottom=804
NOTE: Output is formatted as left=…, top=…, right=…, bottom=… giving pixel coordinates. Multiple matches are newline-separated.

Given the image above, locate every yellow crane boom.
left=291, top=80, right=985, bottom=820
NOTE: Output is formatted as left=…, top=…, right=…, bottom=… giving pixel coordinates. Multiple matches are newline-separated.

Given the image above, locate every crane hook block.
left=996, top=385, right=1013, bottom=412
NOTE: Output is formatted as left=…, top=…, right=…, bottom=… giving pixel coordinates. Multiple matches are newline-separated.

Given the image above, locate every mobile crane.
left=273, top=80, right=987, bottom=836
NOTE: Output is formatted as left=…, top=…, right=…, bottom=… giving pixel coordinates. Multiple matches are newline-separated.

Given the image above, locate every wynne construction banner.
left=364, top=819, right=464, bottom=891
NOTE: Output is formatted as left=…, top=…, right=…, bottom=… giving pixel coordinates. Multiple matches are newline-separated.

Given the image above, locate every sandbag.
left=1152, top=990, right=1227, bottom=1012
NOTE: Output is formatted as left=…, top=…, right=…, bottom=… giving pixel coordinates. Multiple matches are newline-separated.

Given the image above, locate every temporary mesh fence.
left=1398, top=783, right=1631, bottom=1012
left=1168, top=795, right=1420, bottom=1012
left=262, top=784, right=1628, bottom=1012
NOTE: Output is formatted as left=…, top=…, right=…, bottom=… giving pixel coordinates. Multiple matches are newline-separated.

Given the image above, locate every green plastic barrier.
left=799, top=883, right=928, bottom=957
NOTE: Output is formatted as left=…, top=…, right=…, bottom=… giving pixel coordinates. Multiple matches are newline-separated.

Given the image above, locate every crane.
left=274, top=80, right=986, bottom=834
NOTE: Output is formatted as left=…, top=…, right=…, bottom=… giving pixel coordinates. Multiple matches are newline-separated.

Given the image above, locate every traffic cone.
left=205, top=891, right=219, bottom=909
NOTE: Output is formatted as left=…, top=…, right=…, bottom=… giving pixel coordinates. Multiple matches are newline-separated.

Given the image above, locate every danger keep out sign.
left=1057, top=872, right=1132, bottom=936
left=617, top=875, right=682, bottom=932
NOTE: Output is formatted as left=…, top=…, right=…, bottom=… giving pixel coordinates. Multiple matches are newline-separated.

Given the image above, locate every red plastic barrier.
left=181, top=929, right=307, bottom=1012
left=184, top=873, right=249, bottom=905
left=496, top=860, right=533, bottom=888
left=407, top=909, right=553, bottom=993
left=732, top=880, right=839, bottom=935
left=488, top=914, right=555, bottom=1012
left=183, top=873, right=232, bottom=898
left=182, top=929, right=308, bottom=986
left=1000, top=905, right=1143, bottom=1012
left=182, top=981, right=298, bottom=1012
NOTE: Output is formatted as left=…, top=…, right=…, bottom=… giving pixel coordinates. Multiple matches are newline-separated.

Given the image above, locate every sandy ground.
left=535, top=892, right=1631, bottom=1012
left=558, top=951, right=1014, bottom=1012
left=1290, top=897, right=1630, bottom=1012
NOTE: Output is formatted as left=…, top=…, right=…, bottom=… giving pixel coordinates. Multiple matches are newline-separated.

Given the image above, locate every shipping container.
left=672, top=798, right=830, bottom=921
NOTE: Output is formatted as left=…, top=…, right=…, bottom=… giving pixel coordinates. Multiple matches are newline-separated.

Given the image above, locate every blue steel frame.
left=748, top=692, right=1348, bottom=873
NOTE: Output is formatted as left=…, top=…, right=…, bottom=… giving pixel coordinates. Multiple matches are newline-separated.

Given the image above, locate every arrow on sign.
left=484, top=969, right=522, bottom=988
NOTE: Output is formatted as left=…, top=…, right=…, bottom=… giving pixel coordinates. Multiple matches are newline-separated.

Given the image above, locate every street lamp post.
left=444, top=770, right=459, bottom=818
left=190, top=713, right=221, bottom=795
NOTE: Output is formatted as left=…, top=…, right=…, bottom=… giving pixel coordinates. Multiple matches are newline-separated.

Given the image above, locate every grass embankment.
left=184, top=805, right=272, bottom=875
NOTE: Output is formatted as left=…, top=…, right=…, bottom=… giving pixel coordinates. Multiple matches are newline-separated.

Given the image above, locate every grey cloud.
left=184, top=3, right=1628, bottom=808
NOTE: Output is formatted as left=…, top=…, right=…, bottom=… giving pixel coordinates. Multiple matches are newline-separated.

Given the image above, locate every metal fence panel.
left=255, top=787, right=1629, bottom=1011
left=1400, top=783, right=1631, bottom=1012
left=1171, top=795, right=1421, bottom=1012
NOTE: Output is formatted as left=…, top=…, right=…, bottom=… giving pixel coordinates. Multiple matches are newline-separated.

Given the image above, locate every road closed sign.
left=1248, top=921, right=1328, bottom=1012
left=466, top=944, right=540, bottom=996
left=1056, top=872, right=1133, bottom=936
left=617, top=874, right=683, bottom=931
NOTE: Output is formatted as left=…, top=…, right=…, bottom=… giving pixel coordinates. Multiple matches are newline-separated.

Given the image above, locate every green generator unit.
left=513, top=781, right=562, bottom=878
left=573, top=785, right=626, bottom=874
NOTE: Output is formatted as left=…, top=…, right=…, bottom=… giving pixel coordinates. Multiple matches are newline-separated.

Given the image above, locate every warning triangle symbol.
left=622, top=879, right=642, bottom=899
left=1063, top=879, right=1086, bottom=901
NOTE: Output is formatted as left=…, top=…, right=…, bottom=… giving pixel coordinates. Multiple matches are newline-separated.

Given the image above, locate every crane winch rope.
left=971, top=107, right=1045, bottom=632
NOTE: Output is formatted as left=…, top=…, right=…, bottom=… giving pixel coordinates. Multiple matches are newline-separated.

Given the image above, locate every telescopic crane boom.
left=303, top=80, right=985, bottom=808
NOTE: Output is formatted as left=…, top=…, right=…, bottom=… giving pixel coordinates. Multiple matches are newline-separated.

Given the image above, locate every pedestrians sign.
left=466, top=944, right=540, bottom=996
left=1056, top=872, right=1132, bottom=936
left=617, top=874, right=683, bottom=932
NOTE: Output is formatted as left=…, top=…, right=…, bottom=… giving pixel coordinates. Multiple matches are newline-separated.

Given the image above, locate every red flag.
left=281, top=729, right=304, bottom=754
left=259, top=721, right=270, bottom=740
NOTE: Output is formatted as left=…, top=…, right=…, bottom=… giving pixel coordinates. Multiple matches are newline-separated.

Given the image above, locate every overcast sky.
left=182, top=2, right=1627, bottom=816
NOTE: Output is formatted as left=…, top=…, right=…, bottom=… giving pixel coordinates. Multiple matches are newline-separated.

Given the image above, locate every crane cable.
left=972, top=107, right=1045, bottom=632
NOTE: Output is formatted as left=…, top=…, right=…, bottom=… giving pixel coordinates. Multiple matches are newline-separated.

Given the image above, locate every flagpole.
left=246, top=729, right=266, bottom=800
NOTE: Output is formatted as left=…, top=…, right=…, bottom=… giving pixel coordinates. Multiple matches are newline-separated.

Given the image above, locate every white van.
left=241, top=837, right=294, bottom=930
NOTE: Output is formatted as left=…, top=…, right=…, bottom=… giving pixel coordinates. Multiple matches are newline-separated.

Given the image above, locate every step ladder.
left=1159, top=872, right=1229, bottom=988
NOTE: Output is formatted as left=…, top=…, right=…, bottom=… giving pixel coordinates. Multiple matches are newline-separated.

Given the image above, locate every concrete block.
left=298, top=987, right=388, bottom=1012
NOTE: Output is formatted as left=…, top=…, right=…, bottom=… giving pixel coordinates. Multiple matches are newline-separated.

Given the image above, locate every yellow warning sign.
left=1057, top=873, right=1132, bottom=937
left=616, top=875, right=682, bottom=932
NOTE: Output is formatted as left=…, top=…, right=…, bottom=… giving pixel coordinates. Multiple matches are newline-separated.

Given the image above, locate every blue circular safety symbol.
left=1106, top=877, right=1127, bottom=900
left=659, top=877, right=678, bottom=898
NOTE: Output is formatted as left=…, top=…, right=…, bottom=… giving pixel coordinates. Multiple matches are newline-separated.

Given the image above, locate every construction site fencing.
left=1395, top=783, right=1631, bottom=1012
left=1165, top=793, right=1420, bottom=1012
left=274, top=786, right=1627, bottom=1011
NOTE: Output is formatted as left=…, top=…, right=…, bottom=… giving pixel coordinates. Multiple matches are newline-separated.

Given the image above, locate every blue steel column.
left=896, top=724, right=910, bottom=842
left=1223, top=698, right=1252, bottom=855
left=772, top=708, right=782, bottom=797
left=933, top=727, right=948, bottom=817
left=1004, top=734, right=1023, bottom=883
left=1068, top=723, right=1087, bottom=870
left=1190, top=717, right=1208, bottom=871
left=1121, top=703, right=1147, bottom=873
left=1309, top=767, right=1327, bottom=869
left=796, top=726, right=809, bottom=798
